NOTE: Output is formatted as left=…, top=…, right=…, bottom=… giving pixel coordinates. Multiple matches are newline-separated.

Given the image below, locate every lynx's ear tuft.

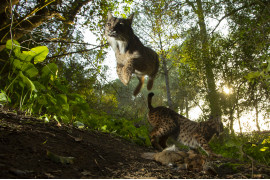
left=128, top=13, right=134, bottom=24
left=107, top=11, right=113, bottom=20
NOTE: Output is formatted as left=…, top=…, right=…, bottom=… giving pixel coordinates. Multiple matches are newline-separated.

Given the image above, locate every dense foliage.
left=0, top=0, right=269, bottom=165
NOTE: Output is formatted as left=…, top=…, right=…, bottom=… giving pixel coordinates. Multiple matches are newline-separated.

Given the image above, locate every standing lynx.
left=105, top=12, right=159, bottom=96
left=147, top=92, right=223, bottom=156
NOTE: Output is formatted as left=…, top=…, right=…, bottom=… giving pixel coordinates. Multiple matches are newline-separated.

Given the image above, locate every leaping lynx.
left=105, top=12, right=159, bottom=96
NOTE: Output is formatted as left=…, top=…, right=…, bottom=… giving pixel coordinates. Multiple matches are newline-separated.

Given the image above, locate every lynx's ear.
left=107, top=11, right=113, bottom=20
left=127, top=13, right=134, bottom=24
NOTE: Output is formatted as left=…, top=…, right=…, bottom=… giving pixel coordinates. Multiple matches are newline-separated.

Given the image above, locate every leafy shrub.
left=1, top=40, right=90, bottom=122
left=78, top=109, right=151, bottom=146
left=210, top=129, right=270, bottom=165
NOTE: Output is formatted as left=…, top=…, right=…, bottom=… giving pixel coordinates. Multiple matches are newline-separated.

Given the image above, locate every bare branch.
left=47, top=44, right=106, bottom=59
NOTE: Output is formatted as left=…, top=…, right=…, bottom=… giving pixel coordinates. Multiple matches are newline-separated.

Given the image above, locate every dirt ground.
left=0, top=109, right=270, bottom=179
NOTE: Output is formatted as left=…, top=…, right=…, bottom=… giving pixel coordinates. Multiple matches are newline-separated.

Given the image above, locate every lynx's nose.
left=109, top=30, right=117, bottom=37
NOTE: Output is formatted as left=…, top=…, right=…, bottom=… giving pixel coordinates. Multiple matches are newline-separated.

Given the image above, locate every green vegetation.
left=1, top=39, right=151, bottom=146
left=210, top=131, right=270, bottom=166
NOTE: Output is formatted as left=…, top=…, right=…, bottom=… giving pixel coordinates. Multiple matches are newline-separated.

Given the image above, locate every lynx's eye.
left=107, top=23, right=111, bottom=26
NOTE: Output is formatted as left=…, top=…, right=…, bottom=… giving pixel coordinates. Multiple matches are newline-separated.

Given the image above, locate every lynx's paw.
left=121, top=76, right=130, bottom=86
left=116, top=63, right=131, bottom=85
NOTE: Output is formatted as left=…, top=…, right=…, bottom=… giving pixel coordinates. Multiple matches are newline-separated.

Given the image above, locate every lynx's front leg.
left=116, top=62, right=133, bottom=85
left=194, top=134, right=213, bottom=156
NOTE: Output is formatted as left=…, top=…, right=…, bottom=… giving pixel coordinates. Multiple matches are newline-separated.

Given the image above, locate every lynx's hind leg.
left=147, top=77, right=154, bottom=90
left=159, top=135, right=169, bottom=149
left=150, top=127, right=163, bottom=151
left=150, top=126, right=172, bottom=151
left=147, top=67, right=158, bottom=90
left=133, top=75, right=144, bottom=96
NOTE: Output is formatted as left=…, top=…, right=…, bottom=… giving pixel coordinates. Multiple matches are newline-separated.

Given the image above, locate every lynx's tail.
left=148, top=92, right=154, bottom=110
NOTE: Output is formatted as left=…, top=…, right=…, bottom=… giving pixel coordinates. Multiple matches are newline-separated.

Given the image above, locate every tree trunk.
left=158, top=31, right=173, bottom=109
left=236, top=104, right=243, bottom=134
left=187, top=0, right=222, bottom=118
left=185, top=96, right=189, bottom=118
left=229, top=109, right=234, bottom=134
left=254, top=95, right=261, bottom=131
left=161, top=54, right=173, bottom=109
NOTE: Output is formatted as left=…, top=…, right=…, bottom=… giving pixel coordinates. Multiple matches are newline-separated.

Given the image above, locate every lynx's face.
left=105, top=12, right=134, bottom=41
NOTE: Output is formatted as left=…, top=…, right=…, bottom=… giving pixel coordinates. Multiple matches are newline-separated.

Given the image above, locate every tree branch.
left=46, top=44, right=106, bottom=59
left=0, top=1, right=59, bottom=51
left=210, top=2, right=258, bottom=34
left=185, top=0, right=197, bottom=13
left=24, top=40, right=100, bottom=46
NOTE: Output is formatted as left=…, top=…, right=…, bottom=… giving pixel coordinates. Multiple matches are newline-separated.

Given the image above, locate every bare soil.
left=0, top=109, right=270, bottom=179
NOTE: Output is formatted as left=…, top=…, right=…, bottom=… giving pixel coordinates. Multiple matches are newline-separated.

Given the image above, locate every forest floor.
left=0, top=109, right=270, bottom=179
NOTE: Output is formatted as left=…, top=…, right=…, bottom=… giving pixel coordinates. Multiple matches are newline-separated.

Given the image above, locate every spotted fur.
left=147, top=92, right=223, bottom=155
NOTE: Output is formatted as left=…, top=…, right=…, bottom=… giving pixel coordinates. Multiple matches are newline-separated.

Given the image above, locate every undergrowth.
left=0, top=40, right=151, bottom=146
left=210, top=129, right=270, bottom=166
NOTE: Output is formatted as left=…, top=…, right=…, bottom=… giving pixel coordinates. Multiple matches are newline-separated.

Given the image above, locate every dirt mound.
left=0, top=110, right=270, bottom=178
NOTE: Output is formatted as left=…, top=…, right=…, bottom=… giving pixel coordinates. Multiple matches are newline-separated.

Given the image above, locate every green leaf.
left=33, top=81, right=46, bottom=91
left=19, top=71, right=36, bottom=92
left=245, top=71, right=261, bottom=81
left=54, top=80, right=68, bottom=93
left=46, top=150, right=75, bottom=164
left=73, top=121, right=85, bottom=129
left=12, top=59, right=23, bottom=70
left=262, top=136, right=270, bottom=144
left=0, top=90, right=11, bottom=103
left=46, top=94, right=57, bottom=105
left=41, top=63, right=58, bottom=80
left=101, top=125, right=108, bottom=132
left=22, top=46, right=49, bottom=64
left=6, top=40, right=21, bottom=56
left=37, top=95, right=48, bottom=105
left=260, top=147, right=269, bottom=152
left=56, top=94, right=67, bottom=104
left=22, top=63, right=39, bottom=78
left=56, top=94, right=69, bottom=112
left=62, top=103, right=69, bottom=112
left=18, top=52, right=30, bottom=62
